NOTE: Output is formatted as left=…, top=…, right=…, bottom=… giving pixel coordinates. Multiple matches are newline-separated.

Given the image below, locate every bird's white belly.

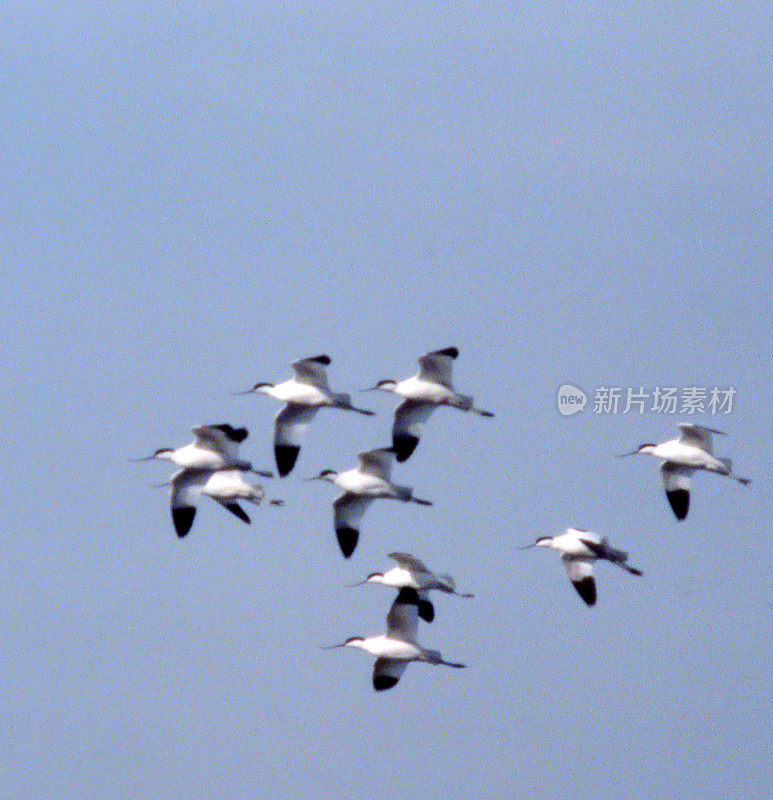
left=396, top=377, right=455, bottom=404
left=364, top=636, right=421, bottom=660
left=336, top=471, right=392, bottom=496
left=272, top=381, right=331, bottom=406
left=655, top=442, right=720, bottom=469
left=174, top=446, right=227, bottom=470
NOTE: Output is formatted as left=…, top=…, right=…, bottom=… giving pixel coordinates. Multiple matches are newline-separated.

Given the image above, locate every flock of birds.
left=138, top=347, right=751, bottom=691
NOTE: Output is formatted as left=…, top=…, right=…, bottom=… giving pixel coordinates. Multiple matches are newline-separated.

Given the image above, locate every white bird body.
left=242, top=355, right=374, bottom=477
left=142, top=424, right=258, bottom=472
left=312, top=449, right=432, bottom=558
left=619, top=423, right=750, bottom=520
left=167, top=467, right=278, bottom=538
left=539, top=528, right=602, bottom=559
left=365, top=347, right=493, bottom=461
left=255, top=378, right=341, bottom=407
left=327, top=589, right=465, bottom=690
left=528, top=527, right=642, bottom=607
left=354, top=552, right=473, bottom=622
left=199, top=469, right=266, bottom=504
left=388, top=374, right=469, bottom=407
left=327, top=467, right=408, bottom=500
left=642, top=439, right=731, bottom=472
left=346, top=634, right=425, bottom=661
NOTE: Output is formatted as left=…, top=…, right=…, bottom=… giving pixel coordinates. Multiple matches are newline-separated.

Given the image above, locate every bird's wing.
left=274, top=404, right=319, bottom=447
left=562, top=557, right=596, bottom=606
left=193, top=424, right=248, bottom=458
left=215, top=501, right=251, bottom=525
left=333, top=494, right=372, bottom=529
left=660, top=461, right=692, bottom=521
left=677, top=423, right=725, bottom=454
left=273, top=404, right=319, bottom=477
left=387, top=552, right=431, bottom=575
left=392, top=401, right=435, bottom=461
left=417, top=347, right=458, bottom=388
left=357, top=447, right=394, bottom=479
left=291, top=355, right=331, bottom=389
left=170, top=469, right=207, bottom=538
left=372, top=658, right=408, bottom=691
left=170, top=469, right=206, bottom=508
left=333, top=494, right=373, bottom=558
left=386, top=590, right=420, bottom=643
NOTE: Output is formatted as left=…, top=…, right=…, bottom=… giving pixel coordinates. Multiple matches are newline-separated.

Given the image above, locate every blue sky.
left=1, top=4, right=770, bottom=799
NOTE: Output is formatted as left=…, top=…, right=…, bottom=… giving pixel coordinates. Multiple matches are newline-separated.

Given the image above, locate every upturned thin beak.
left=346, top=579, right=369, bottom=587
left=320, top=642, right=347, bottom=650
left=615, top=450, right=639, bottom=458
left=130, top=455, right=156, bottom=462
left=517, top=542, right=537, bottom=550
left=231, top=388, right=255, bottom=396
left=360, top=385, right=379, bottom=392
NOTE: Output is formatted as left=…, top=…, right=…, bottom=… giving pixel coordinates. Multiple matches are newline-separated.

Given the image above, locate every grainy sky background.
left=2, top=4, right=770, bottom=799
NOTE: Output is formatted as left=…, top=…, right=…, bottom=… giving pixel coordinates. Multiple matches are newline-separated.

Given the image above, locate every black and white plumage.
left=363, top=347, right=494, bottom=461
left=309, top=448, right=432, bottom=558
left=168, top=468, right=280, bottom=538
left=618, top=423, right=750, bottom=521
left=239, top=355, right=374, bottom=477
left=325, top=588, right=466, bottom=691
left=525, top=528, right=642, bottom=607
left=138, top=424, right=271, bottom=475
left=351, top=552, right=474, bottom=622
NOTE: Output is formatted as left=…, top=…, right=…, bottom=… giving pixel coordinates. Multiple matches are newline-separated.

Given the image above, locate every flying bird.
left=136, top=424, right=272, bottom=476
left=363, top=347, right=493, bottom=461
left=324, top=587, right=465, bottom=691
left=523, top=528, right=642, bottom=607
left=308, top=448, right=432, bottom=558
left=350, top=552, right=473, bottom=622
left=238, top=355, right=375, bottom=477
left=618, top=423, right=750, bottom=520
left=167, top=468, right=281, bottom=538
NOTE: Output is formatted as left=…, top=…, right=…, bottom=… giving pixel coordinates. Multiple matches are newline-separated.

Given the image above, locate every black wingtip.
left=572, top=576, right=597, bottom=606
left=395, top=587, right=420, bottom=605
left=223, top=502, right=251, bottom=524
left=213, top=424, right=249, bottom=443
left=275, top=444, right=300, bottom=477
left=418, top=599, right=435, bottom=623
left=373, top=675, right=399, bottom=691
left=666, top=489, right=689, bottom=521
left=393, top=433, right=420, bottom=462
left=172, top=506, right=196, bottom=538
left=309, top=354, right=332, bottom=365
left=336, top=527, right=359, bottom=559
left=437, top=347, right=459, bottom=358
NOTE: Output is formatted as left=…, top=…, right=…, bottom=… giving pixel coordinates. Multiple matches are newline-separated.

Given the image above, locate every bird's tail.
left=606, top=546, right=643, bottom=576
left=335, top=392, right=376, bottom=416
left=716, top=457, right=751, bottom=484
left=451, top=393, right=474, bottom=411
